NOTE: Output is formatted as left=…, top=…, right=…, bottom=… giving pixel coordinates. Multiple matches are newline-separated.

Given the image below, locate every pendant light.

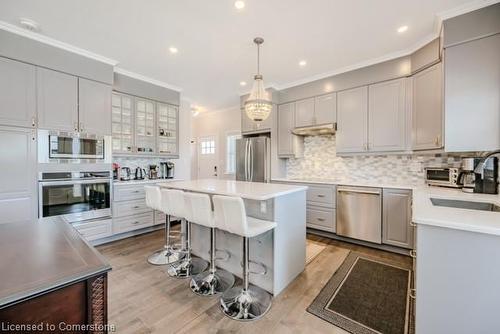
left=244, top=37, right=272, bottom=122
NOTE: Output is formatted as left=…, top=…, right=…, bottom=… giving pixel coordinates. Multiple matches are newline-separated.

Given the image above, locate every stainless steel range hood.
left=292, top=123, right=336, bottom=136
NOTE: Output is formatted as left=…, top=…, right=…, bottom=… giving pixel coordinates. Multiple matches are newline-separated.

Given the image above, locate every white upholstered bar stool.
left=212, top=195, right=277, bottom=321
left=145, top=186, right=184, bottom=265
left=185, top=192, right=235, bottom=296
left=164, top=189, right=208, bottom=278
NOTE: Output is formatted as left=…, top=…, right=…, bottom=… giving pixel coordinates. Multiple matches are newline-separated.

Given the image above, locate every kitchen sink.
left=430, top=198, right=500, bottom=212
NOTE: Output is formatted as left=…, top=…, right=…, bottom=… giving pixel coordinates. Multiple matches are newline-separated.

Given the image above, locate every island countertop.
left=0, top=220, right=111, bottom=308
left=159, top=179, right=308, bottom=201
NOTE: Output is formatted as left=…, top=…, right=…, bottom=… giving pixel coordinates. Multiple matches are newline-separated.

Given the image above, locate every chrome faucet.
left=474, top=150, right=500, bottom=178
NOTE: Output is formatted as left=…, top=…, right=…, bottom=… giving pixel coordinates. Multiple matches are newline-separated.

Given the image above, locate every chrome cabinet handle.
left=133, top=206, right=140, bottom=209
left=317, top=218, right=325, bottom=222
left=410, top=250, right=416, bottom=258
left=132, top=221, right=141, bottom=225
left=132, top=190, right=140, bottom=193
left=317, top=194, right=325, bottom=198
left=410, top=222, right=417, bottom=227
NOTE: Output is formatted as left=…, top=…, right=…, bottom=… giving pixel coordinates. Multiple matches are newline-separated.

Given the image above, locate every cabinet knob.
left=79, top=122, right=84, bottom=132
left=31, top=116, right=37, bottom=127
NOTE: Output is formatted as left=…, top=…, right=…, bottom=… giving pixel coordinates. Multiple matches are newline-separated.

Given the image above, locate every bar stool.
left=185, top=192, right=235, bottom=296
left=164, top=189, right=208, bottom=278
left=145, top=186, right=184, bottom=265
left=212, top=195, right=277, bottom=321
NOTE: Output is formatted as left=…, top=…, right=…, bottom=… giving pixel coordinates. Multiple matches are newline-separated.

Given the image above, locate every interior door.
left=197, top=135, right=218, bottom=179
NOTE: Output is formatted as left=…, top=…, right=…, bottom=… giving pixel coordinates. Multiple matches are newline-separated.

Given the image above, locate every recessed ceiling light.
left=299, top=60, right=307, bottom=67
left=240, top=81, right=247, bottom=86
left=234, top=1, right=245, bottom=10
left=169, top=46, right=178, bottom=54
left=19, top=18, right=40, bottom=32
left=397, top=25, right=408, bottom=33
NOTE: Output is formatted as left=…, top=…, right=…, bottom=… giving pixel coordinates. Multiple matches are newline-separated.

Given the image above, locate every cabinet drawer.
left=113, top=199, right=151, bottom=218
left=307, top=185, right=336, bottom=207
left=114, top=185, right=146, bottom=202
left=113, top=212, right=153, bottom=234
left=307, top=206, right=336, bottom=232
left=73, top=219, right=112, bottom=241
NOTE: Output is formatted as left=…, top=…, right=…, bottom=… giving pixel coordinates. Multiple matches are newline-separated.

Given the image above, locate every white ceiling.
left=0, top=0, right=487, bottom=111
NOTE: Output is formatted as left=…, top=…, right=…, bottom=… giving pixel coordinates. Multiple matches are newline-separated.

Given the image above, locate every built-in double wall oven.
left=38, top=171, right=112, bottom=223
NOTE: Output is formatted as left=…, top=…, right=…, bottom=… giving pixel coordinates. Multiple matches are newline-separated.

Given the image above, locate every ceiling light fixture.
left=234, top=1, right=245, bottom=10
left=244, top=37, right=272, bottom=123
left=240, top=81, right=247, bottom=86
left=19, top=18, right=40, bottom=32
left=397, top=25, right=408, bottom=33
left=299, top=60, right=307, bottom=67
left=169, top=46, right=178, bottom=54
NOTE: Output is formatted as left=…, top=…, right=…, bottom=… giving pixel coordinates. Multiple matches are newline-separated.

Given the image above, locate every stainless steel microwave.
left=424, top=167, right=462, bottom=188
left=38, top=130, right=111, bottom=163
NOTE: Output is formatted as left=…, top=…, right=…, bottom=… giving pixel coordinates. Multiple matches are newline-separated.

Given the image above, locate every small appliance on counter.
left=148, top=165, right=159, bottom=179
left=135, top=167, right=147, bottom=180
left=460, top=158, right=481, bottom=193
left=424, top=167, right=462, bottom=188
left=120, top=167, right=131, bottom=181
left=112, top=163, right=120, bottom=180
left=160, top=161, right=175, bottom=179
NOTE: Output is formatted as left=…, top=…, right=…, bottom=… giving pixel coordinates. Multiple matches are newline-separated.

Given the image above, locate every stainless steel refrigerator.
left=236, top=136, right=271, bottom=183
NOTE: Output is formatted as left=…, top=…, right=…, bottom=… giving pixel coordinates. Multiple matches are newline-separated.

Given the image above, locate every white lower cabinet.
left=113, top=212, right=154, bottom=234
left=382, top=188, right=413, bottom=249
left=307, top=206, right=336, bottom=232
left=73, top=219, right=113, bottom=241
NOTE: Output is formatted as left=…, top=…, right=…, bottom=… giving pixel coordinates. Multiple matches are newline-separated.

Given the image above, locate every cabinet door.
left=336, top=86, right=368, bottom=153
left=277, top=103, right=295, bottom=156
left=78, top=78, right=111, bottom=135
left=111, top=93, right=134, bottom=154
left=295, top=98, right=315, bottom=127
left=0, top=57, right=36, bottom=128
left=314, top=93, right=336, bottom=125
left=368, top=78, right=406, bottom=152
left=37, top=67, right=78, bottom=132
left=445, top=34, right=500, bottom=152
left=157, top=102, right=178, bottom=156
left=382, top=188, right=413, bottom=249
left=135, top=98, right=156, bottom=154
left=0, top=126, right=37, bottom=223
left=412, top=63, right=443, bottom=150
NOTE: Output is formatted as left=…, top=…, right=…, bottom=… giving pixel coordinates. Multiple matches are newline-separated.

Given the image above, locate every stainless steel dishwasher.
left=336, top=186, right=382, bottom=244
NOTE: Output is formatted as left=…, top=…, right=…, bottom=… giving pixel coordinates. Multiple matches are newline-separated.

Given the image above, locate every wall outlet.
left=260, top=201, right=267, bottom=213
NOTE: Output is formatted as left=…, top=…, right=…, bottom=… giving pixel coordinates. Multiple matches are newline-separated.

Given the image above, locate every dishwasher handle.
left=337, top=187, right=381, bottom=195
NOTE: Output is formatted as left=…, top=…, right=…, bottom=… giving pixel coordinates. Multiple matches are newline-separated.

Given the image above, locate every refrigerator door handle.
left=250, top=140, right=254, bottom=182
left=244, top=139, right=249, bottom=181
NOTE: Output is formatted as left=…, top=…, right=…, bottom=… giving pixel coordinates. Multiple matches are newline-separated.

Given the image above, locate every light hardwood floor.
left=97, top=229, right=411, bottom=334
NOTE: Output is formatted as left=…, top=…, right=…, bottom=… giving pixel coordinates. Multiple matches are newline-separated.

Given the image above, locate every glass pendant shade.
left=244, top=75, right=272, bottom=122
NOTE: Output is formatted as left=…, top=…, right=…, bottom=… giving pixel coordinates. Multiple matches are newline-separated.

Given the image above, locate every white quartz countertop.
left=413, top=187, right=500, bottom=236
left=159, top=179, right=308, bottom=201
left=272, top=178, right=416, bottom=190
left=113, top=178, right=182, bottom=186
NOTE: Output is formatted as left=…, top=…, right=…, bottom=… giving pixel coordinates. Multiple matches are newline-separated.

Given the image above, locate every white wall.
left=191, top=107, right=241, bottom=180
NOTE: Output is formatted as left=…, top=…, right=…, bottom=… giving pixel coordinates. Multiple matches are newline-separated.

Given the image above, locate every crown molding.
left=436, top=0, right=499, bottom=21
left=0, top=20, right=119, bottom=66
left=114, top=67, right=182, bottom=92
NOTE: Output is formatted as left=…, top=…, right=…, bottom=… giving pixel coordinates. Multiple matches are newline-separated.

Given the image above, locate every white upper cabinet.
left=241, top=108, right=273, bottom=134
left=135, top=98, right=156, bottom=154
left=314, top=93, right=337, bottom=125
left=37, top=67, right=78, bottom=132
left=278, top=102, right=299, bottom=157
left=368, top=78, right=407, bottom=152
left=157, top=102, right=178, bottom=156
left=111, top=93, right=134, bottom=154
left=444, top=34, right=500, bottom=152
left=412, top=63, right=443, bottom=150
left=336, top=86, right=368, bottom=153
left=78, top=78, right=112, bottom=136
left=0, top=57, right=36, bottom=128
left=295, top=98, right=315, bottom=127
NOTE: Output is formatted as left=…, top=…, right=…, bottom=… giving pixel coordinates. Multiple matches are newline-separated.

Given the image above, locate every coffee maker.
left=460, top=158, right=481, bottom=193
left=159, top=161, right=174, bottom=179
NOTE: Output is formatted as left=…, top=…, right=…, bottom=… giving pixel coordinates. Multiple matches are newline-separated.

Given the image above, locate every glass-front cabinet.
left=111, top=93, right=133, bottom=154
left=157, top=102, right=178, bottom=156
left=111, top=92, right=179, bottom=157
left=135, top=98, right=156, bottom=154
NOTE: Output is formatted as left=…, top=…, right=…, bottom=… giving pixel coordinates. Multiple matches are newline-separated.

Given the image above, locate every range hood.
left=292, top=123, right=336, bottom=136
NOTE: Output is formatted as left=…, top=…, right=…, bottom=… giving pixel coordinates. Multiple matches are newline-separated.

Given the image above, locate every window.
left=226, top=133, right=241, bottom=174
left=200, top=138, right=215, bottom=155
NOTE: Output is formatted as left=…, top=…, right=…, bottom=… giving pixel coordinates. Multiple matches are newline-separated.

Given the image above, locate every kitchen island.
left=0, top=220, right=111, bottom=331
left=160, top=179, right=307, bottom=295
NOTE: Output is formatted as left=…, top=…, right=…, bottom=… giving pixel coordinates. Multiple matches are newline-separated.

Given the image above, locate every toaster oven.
left=424, top=167, right=462, bottom=188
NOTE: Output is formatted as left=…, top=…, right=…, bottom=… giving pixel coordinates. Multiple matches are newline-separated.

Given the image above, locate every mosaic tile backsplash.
left=286, top=136, right=476, bottom=186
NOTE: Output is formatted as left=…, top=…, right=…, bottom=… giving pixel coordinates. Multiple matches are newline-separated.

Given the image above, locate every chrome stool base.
left=147, top=247, right=184, bottom=265
left=190, top=268, right=235, bottom=296
left=167, top=257, right=208, bottom=279
left=220, top=284, right=272, bottom=321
